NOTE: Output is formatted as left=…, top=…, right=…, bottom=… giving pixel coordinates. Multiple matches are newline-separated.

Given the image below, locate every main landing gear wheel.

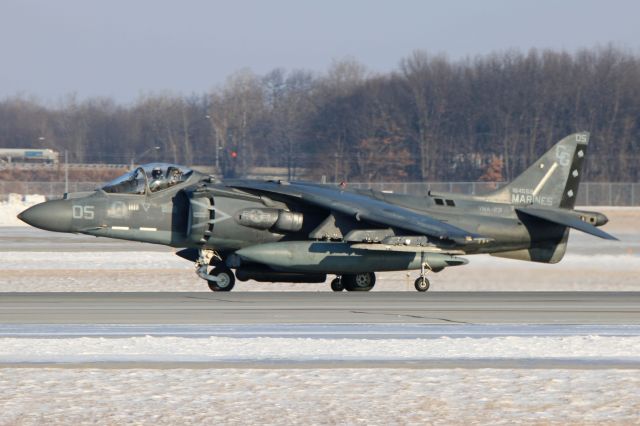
left=414, top=277, right=430, bottom=292
left=207, top=267, right=236, bottom=292
left=330, top=277, right=344, bottom=292
left=342, top=272, right=376, bottom=292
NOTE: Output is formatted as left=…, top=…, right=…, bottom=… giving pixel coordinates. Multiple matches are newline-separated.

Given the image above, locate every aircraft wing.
left=227, top=180, right=484, bottom=243
left=516, top=206, right=618, bottom=240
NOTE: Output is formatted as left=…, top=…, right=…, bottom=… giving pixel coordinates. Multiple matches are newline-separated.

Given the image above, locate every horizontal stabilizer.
left=516, top=207, right=618, bottom=240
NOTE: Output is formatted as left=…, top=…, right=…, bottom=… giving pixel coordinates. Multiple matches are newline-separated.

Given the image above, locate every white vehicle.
left=0, top=148, right=59, bottom=165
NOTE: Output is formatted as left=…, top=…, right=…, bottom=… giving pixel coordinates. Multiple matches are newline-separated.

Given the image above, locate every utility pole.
left=215, top=133, right=220, bottom=173
left=38, top=136, right=68, bottom=194
left=130, top=146, right=160, bottom=169
left=64, top=150, right=69, bottom=194
left=208, top=115, right=221, bottom=176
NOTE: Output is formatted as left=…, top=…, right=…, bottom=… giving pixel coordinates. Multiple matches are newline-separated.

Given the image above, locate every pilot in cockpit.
left=149, top=167, right=166, bottom=192
left=167, top=167, right=182, bottom=187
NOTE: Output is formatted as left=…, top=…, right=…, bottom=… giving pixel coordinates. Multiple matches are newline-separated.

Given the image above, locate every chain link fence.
left=1, top=180, right=638, bottom=206
left=0, top=181, right=103, bottom=200
left=347, top=182, right=640, bottom=206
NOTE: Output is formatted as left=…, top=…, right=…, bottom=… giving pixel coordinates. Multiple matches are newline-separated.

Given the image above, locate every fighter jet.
left=18, top=132, right=615, bottom=292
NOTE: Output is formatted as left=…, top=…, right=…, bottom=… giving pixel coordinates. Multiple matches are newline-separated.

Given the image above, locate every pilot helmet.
left=152, top=167, right=163, bottom=179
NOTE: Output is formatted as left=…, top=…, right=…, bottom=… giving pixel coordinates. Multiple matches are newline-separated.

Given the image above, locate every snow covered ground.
left=1, top=325, right=640, bottom=424
left=2, top=197, right=639, bottom=424
left=2, top=368, right=639, bottom=425
left=0, top=194, right=45, bottom=226
left=3, top=251, right=640, bottom=291
left=1, top=333, right=640, bottom=364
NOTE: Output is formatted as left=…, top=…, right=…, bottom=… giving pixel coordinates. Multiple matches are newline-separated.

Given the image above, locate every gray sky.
left=1, top=0, right=638, bottom=104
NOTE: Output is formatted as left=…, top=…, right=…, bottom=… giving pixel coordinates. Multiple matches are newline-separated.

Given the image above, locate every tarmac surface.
left=1, top=292, right=639, bottom=324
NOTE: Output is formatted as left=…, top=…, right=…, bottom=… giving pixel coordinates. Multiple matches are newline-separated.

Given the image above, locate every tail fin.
left=487, top=132, right=589, bottom=209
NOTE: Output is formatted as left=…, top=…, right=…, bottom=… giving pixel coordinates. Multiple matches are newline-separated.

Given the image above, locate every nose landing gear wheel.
left=414, top=277, right=430, bottom=292
left=330, top=277, right=344, bottom=292
left=207, top=267, right=236, bottom=292
left=342, top=272, right=376, bottom=291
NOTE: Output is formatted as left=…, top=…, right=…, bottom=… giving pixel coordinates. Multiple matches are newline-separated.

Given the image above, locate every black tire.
left=343, top=272, right=376, bottom=292
left=414, top=277, right=430, bottom=292
left=207, top=267, right=236, bottom=292
left=330, top=278, right=344, bottom=292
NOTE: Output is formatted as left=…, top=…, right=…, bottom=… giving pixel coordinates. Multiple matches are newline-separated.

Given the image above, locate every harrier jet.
left=18, top=132, right=615, bottom=292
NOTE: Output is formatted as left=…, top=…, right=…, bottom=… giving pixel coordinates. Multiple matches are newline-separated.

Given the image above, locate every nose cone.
left=18, top=200, right=73, bottom=232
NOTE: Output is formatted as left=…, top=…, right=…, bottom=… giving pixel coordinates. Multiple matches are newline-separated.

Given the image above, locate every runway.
left=1, top=292, right=639, bottom=324
left=2, top=291, right=640, bottom=422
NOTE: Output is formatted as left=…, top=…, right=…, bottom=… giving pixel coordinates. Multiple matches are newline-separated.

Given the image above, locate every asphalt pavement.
left=1, top=292, right=639, bottom=324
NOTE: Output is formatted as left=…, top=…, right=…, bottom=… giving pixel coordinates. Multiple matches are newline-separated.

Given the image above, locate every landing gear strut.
left=195, top=249, right=236, bottom=292
left=415, top=252, right=432, bottom=292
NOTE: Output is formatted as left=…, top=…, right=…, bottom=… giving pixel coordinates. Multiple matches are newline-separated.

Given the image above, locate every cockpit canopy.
left=102, top=163, right=193, bottom=194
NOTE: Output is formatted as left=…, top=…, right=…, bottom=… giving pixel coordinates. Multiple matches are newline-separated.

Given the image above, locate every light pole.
left=38, top=136, right=68, bottom=194
left=205, top=114, right=220, bottom=174
left=64, top=150, right=68, bottom=193
left=130, top=146, right=160, bottom=169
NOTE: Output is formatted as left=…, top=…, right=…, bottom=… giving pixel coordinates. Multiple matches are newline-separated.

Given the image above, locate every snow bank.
left=3, top=323, right=637, bottom=338
left=0, top=193, right=45, bottom=226
left=1, top=369, right=638, bottom=424
left=0, top=251, right=188, bottom=270
left=1, top=335, right=639, bottom=363
left=1, top=251, right=638, bottom=271
left=2, top=251, right=639, bottom=291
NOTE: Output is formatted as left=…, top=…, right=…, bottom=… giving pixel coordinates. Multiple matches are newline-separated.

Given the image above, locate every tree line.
left=1, top=46, right=639, bottom=182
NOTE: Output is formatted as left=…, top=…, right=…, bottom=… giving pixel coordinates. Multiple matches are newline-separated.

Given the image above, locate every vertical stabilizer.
left=486, top=132, right=589, bottom=209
